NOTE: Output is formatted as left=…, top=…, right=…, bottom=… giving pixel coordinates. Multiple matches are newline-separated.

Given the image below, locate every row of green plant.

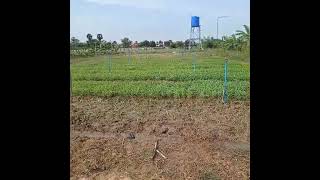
left=72, top=80, right=249, bottom=99
left=71, top=54, right=250, bottom=99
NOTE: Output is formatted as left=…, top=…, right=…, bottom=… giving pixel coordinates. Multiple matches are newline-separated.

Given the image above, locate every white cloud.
left=85, top=0, right=167, bottom=9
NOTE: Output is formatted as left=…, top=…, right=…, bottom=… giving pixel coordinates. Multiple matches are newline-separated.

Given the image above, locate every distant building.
left=156, top=41, right=164, bottom=47
left=131, top=41, right=139, bottom=48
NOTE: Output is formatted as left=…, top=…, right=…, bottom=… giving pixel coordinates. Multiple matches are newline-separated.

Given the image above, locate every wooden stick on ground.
left=152, top=140, right=158, bottom=160
left=152, top=140, right=167, bottom=160
left=156, top=149, right=167, bottom=159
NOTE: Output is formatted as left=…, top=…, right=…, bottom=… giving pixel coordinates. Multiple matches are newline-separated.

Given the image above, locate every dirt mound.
left=71, top=97, right=250, bottom=180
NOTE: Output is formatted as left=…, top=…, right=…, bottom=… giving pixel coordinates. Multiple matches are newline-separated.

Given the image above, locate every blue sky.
left=70, top=0, right=250, bottom=42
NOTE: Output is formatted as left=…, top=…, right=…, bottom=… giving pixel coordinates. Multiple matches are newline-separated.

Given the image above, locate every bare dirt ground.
left=71, top=96, right=250, bottom=180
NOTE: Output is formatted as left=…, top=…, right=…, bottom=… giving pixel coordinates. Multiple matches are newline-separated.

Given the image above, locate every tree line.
left=202, top=25, right=249, bottom=51
left=71, top=25, right=249, bottom=52
left=70, top=36, right=189, bottom=49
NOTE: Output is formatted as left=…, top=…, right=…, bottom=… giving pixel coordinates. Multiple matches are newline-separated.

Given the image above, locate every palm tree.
left=236, top=25, right=250, bottom=47
left=86, top=34, right=93, bottom=46
left=235, top=25, right=250, bottom=60
left=97, top=34, right=103, bottom=48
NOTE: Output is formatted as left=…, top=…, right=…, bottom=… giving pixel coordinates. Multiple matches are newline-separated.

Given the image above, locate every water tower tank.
left=191, top=16, right=200, bottom=27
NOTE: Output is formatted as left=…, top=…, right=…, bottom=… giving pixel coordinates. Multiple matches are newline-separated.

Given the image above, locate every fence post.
left=128, top=48, right=131, bottom=64
left=70, top=70, right=72, bottom=97
left=108, top=51, right=112, bottom=73
left=223, top=58, right=228, bottom=103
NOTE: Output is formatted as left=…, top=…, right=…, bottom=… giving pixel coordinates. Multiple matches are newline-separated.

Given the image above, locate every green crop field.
left=71, top=51, right=250, bottom=100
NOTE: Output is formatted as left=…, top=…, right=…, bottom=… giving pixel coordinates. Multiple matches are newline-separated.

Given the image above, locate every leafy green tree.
left=91, top=39, right=99, bottom=44
left=184, top=40, right=190, bottom=48
left=121, top=37, right=132, bottom=48
left=139, top=40, right=150, bottom=47
left=111, top=41, right=119, bottom=52
left=205, top=40, right=214, bottom=48
left=70, top=37, right=80, bottom=49
left=112, top=41, right=117, bottom=48
left=175, top=41, right=184, bottom=48
left=170, top=42, right=177, bottom=48
left=164, top=41, right=170, bottom=47
left=105, top=41, right=112, bottom=49
left=71, top=37, right=80, bottom=44
left=150, top=41, right=156, bottom=47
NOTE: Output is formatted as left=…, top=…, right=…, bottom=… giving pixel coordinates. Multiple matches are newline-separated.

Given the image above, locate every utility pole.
left=217, top=16, right=229, bottom=39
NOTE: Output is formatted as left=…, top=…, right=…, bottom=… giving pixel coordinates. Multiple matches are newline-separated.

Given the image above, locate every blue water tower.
left=191, top=16, right=200, bottom=27
left=189, top=16, right=202, bottom=50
